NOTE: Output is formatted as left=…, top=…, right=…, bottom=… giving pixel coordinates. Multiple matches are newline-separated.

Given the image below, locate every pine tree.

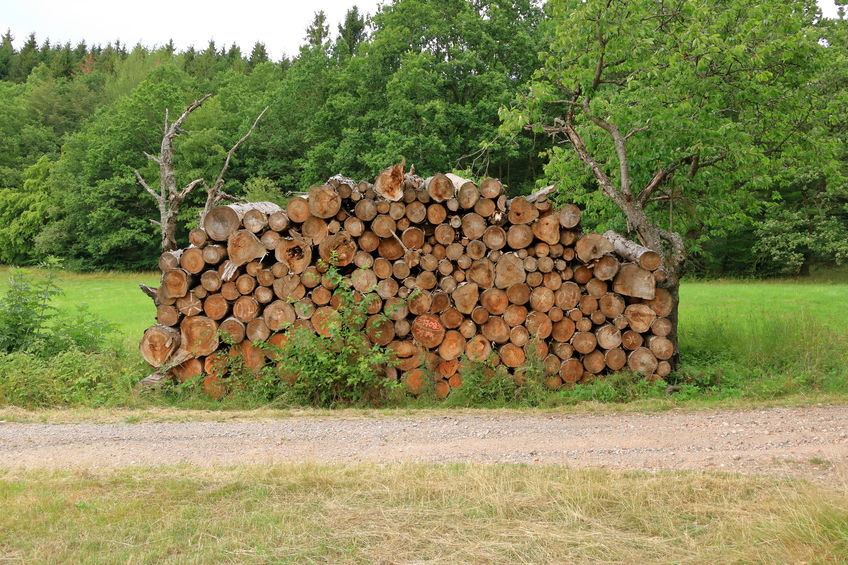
left=248, top=41, right=269, bottom=67
left=0, top=30, right=14, bottom=81
left=337, top=6, right=366, bottom=56
left=305, top=10, right=330, bottom=47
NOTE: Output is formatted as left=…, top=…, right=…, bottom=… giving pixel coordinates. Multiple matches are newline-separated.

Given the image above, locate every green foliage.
left=0, top=268, right=118, bottom=356
left=0, top=349, right=142, bottom=407
left=445, top=343, right=548, bottom=407
left=263, top=264, right=399, bottom=408
left=505, top=0, right=846, bottom=274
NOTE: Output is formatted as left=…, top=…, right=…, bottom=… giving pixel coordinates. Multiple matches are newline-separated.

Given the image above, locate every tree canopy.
left=0, top=1, right=844, bottom=274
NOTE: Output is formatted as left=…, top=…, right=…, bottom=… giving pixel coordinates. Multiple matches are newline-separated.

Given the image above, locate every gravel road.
left=1, top=405, right=846, bottom=482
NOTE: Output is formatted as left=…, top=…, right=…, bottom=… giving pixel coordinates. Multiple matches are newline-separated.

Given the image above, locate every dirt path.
left=1, top=405, right=846, bottom=482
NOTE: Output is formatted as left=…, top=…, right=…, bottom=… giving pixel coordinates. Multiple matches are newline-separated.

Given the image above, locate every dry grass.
left=0, top=463, right=845, bottom=564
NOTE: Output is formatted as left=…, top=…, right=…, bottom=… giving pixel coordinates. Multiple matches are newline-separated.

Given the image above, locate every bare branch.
left=177, top=178, right=204, bottom=201
left=582, top=101, right=633, bottom=198
left=166, top=94, right=212, bottom=142
left=134, top=170, right=161, bottom=203
left=638, top=168, right=669, bottom=206
left=143, top=152, right=161, bottom=165
left=209, top=106, right=269, bottom=194
left=148, top=219, right=161, bottom=226
left=624, top=125, right=649, bottom=141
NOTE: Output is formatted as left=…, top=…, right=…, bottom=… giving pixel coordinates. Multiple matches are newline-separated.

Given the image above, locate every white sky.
left=1, top=0, right=843, bottom=61
left=2, top=0, right=385, bottom=60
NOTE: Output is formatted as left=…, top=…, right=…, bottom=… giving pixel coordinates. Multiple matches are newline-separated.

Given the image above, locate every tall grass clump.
left=677, top=305, right=848, bottom=398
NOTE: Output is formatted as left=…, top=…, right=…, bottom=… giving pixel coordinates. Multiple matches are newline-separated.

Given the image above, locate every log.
left=179, top=247, right=206, bottom=274
left=219, top=317, right=246, bottom=343
left=318, top=232, right=357, bottom=267
left=161, top=268, right=192, bottom=300
left=558, top=204, right=581, bottom=228
left=627, top=347, right=658, bottom=375
left=308, top=184, right=342, bottom=218
left=426, top=174, right=455, bottom=202
left=624, top=304, right=657, bottom=333
left=176, top=293, right=203, bottom=317
left=595, top=324, right=622, bottom=350
left=651, top=317, right=672, bottom=337
left=412, top=314, right=446, bottom=348
left=242, top=209, right=269, bottom=233
left=509, top=325, right=529, bottom=347
left=525, top=311, right=552, bottom=339
left=482, top=317, right=510, bottom=344
left=603, top=231, right=662, bottom=271
left=438, top=330, right=466, bottom=360
left=613, top=263, right=656, bottom=300
left=530, top=287, right=555, bottom=312
left=276, top=238, right=312, bottom=274
left=172, top=357, right=203, bottom=382
left=593, top=255, right=620, bottom=281
left=233, top=296, right=260, bottom=323
left=468, top=258, right=495, bottom=288
left=605, top=348, right=627, bottom=371
left=202, top=244, right=226, bottom=265
left=246, top=317, right=270, bottom=342
left=268, top=210, right=290, bottom=232
left=506, top=283, right=531, bottom=305
left=180, top=316, right=219, bottom=357
left=494, top=254, right=526, bottom=289
left=560, top=358, right=583, bottom=384
left=204, top=202, right=282, bottom=241
left=480, top=288, right=509, bottom=315
left=506, top=224, right=534, bottom=249
left=286, top=197, right=310, bottom=223
left=139, top=325, right=180, bottom=367
left=599, top=293, right=625, bottom=319
left=159, top=250, right=183, bottom=272
left=366, top=315, right=395, bottom=346
left=644, top=287, right=673, bottom=317
left=452, top=283, right=479, bottom=314
left=156, top=304, right=180, bottom=326
left=572, top=332, right=597, bottom=354
left=374, top=161, right=405, bottom=201
left=648, top=335, right=674, bottom=360
left=479, top=178, right=503, bottom=199
left=575, top=234, right=614, bottom=263
left=500, top=343, right=525, bottom=368
left=507, top=197, right=539, bottom=224
left=583, top=350, right=606, bottom=374
left=531, top=214, right=560, bottom=245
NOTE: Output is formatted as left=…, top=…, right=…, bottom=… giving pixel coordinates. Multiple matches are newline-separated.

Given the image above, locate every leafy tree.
left=505, top=0, right=832, bottom=355
left=0, top=156, right=52, bottom=264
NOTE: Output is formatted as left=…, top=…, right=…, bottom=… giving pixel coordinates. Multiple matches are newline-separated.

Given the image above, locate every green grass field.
left=1, top=463, right=846, bottom=564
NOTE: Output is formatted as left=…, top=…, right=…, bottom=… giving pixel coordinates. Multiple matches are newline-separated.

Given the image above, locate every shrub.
left=261, top=263, right=399, bottom=407
left=0, top=268, right=118, bottom=356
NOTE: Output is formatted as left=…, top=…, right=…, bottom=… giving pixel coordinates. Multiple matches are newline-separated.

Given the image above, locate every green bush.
left=261, top=263, right=399, bottom=408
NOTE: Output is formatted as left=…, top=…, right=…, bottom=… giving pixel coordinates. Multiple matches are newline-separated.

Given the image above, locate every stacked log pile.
left=139, top=165, right=675, bottom=398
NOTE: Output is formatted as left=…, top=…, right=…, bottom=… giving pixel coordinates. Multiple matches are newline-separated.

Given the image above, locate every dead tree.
left=135, top=94, right=211, bottom=252
left=134, top=96, right=268, bottom=252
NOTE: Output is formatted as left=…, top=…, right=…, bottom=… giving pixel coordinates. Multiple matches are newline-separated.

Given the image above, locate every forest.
left=0, top=0, right=845, bottom=276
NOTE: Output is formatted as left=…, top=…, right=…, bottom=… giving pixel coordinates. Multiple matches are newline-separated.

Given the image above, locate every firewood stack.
left=139, top=164, right=675, bottom=398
